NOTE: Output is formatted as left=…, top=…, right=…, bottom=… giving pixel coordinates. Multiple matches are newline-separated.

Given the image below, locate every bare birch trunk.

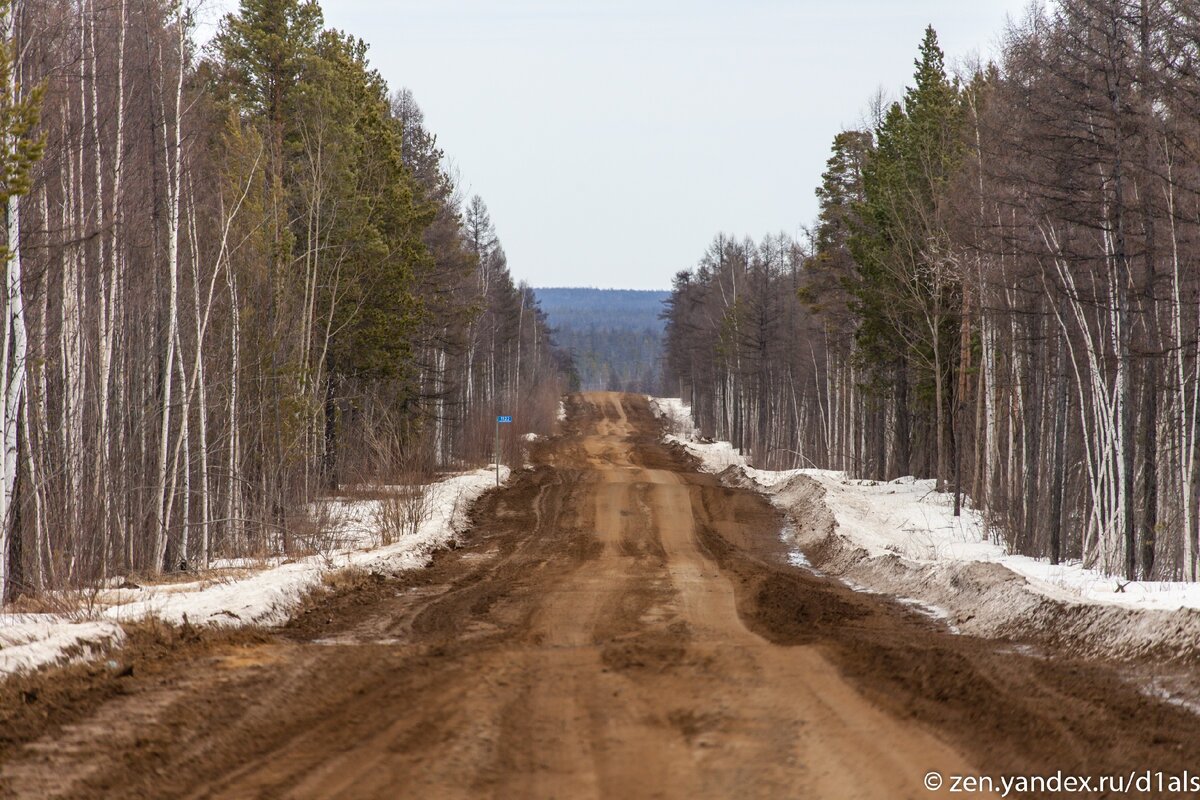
left=153, top=6, right=186, bottom=571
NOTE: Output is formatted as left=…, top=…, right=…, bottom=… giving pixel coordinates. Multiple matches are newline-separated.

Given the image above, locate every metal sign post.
left=496, top=415, right=512, bottom=485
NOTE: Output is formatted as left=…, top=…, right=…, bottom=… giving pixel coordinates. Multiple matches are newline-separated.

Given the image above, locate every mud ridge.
left=4, top=393, right=1200, bottom=799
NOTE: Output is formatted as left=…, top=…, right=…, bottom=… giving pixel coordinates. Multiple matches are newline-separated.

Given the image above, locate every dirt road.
left=4, top=392, right=1200, bottom=799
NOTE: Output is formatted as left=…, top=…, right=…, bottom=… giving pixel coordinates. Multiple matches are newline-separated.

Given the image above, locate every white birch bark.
left=94, top=0, right=125, bottom=572
left=0, top=172, right=24, bottom=600
left=1164, top=151, right=1199, bottom=580
left=152, top=5, right=186, bottom=570
left=0, top=1, right=26, bottom=598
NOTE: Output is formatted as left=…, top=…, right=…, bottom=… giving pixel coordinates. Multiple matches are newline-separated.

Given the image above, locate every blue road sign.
left=497, top=415, right=513, bottom=423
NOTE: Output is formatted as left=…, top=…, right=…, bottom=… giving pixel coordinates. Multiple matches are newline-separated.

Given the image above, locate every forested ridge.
left=535, top=287, right=667, bottom=393
left=664, top=2, right=1200, bottom=581
left=0, top=0, right=569, bottom=599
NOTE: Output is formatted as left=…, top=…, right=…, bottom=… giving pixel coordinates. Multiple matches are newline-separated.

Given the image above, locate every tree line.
left=664, top=0, right=1200, bottom=582
left=0, top=0, right=569, bottom=599
left=535, top=288, right=667, bottom=393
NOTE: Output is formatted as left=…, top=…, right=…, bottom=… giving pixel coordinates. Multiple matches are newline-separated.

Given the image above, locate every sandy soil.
left=3, top=392, right=1200, bottom=799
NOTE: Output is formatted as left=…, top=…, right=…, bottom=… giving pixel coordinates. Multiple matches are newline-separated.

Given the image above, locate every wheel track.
left=5, top=392, right=1200, bottom=799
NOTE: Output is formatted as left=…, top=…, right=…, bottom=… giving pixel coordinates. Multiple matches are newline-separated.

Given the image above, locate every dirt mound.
left=767, top=470, right=1200, bottom=664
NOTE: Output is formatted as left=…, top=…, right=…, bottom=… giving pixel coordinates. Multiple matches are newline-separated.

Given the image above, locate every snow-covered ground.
left=790, top=472, right=1200, bottom=613
left=649, top=396, right=1200, bottom=660
left=0, top=467, right=506, bottom=678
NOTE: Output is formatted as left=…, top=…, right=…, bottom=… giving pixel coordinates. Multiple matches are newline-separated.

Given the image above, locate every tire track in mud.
left=3, top=392, right=1200, bottom=799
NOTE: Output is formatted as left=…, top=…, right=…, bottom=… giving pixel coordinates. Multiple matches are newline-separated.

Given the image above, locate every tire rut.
left=3, top=392, right=1200, bottom=799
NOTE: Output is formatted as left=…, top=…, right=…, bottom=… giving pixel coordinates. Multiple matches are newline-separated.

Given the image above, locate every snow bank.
left=790, top=472, right=1200, bottom=613
left=652, top=397, right=748, bottom=473
left=0, top=467, right=505, bottom=677
left=648, top=396, right=1200, bottom=660
left=0, top=618, right=125, bottom=676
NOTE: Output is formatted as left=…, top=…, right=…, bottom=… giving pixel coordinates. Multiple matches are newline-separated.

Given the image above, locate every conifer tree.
left=849, top=26, right=964, bottom=486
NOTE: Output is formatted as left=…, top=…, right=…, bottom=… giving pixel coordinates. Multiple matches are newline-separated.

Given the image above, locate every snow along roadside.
left=648, top=396, right=1200, bottom=661
left=0, top=467, right=508, bottom=677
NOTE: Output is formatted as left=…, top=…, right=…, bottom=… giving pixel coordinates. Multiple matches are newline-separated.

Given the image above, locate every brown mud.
left=1, top=392, right=1198, bottom=799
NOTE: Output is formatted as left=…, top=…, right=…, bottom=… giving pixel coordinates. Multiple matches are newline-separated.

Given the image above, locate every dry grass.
left=6, top=584, right=108, bottom=621
left=319, top=567, right=376, bottom=593
left=371, top=483, right=431, bottom=546
left=286, top=496, right=338, bottom=558
left=4, top=564, right=277, bottom=620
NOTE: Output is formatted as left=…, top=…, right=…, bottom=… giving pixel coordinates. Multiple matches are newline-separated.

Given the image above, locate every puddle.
left=1134, top=670, right=1200, bottom=717
left=458, top=549, right=500, bottom=563
left=895, top=596, right=961, bottom=634
left=311, top=637, right=403, bottom=647
left=778, top=525, right=824, bottom=576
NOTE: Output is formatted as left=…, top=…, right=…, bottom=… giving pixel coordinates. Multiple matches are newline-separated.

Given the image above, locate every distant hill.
left=535, top=288, right=669, bottom=333
left=535, top=288, right=670, bottom=393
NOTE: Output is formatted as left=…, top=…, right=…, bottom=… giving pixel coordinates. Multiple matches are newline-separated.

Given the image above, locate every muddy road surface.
left=4, top=392, right=1200, bottom=799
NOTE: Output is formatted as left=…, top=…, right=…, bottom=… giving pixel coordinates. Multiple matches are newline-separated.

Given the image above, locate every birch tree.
left=0, top=0, right=44, bottom=599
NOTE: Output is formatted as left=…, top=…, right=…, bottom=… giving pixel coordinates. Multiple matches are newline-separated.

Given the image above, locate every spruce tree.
left=847, top=26, right=965, bottom=484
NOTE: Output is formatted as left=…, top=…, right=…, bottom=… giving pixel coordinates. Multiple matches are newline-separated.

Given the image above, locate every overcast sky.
left=202, top=1, right=1030, bottom=290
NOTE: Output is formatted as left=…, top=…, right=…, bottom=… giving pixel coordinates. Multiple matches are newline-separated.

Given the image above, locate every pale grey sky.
left=202, top=1, right=1030, bottom=289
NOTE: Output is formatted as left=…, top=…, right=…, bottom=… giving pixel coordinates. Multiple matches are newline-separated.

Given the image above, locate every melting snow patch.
left=835, top=577, right=959, bottom=633
left=778, top=525, right=821, bottom=575
left=0, top=618, right=125, bottom=675
left=0, top=467, right=503, bottom=678
left=895, top=597, right=960, bottom=633
left=1142, top=678, right=1200, bottom=716
left=786, top=551, right=812, bottom=570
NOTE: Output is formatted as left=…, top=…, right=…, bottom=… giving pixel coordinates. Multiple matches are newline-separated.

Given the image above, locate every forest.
left=0, top=0, right=570, bottom=600
left=535, top=287, right=667, bottom=393
left=664, top=0, right=1200, bottom=581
